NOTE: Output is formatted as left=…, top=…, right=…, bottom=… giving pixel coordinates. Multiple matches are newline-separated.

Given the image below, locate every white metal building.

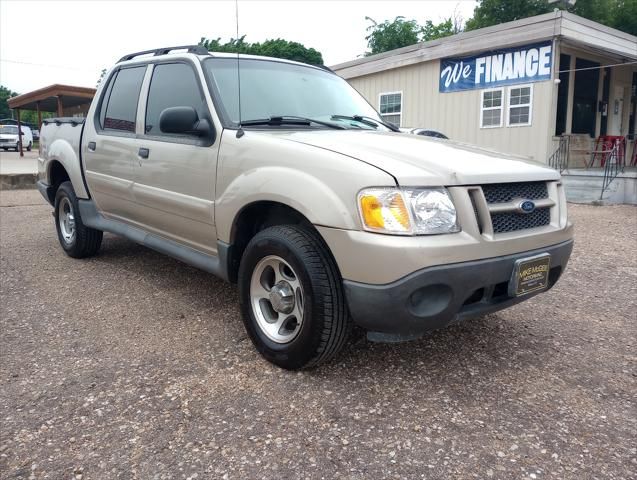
left=331, top=11, right=637, bottom=169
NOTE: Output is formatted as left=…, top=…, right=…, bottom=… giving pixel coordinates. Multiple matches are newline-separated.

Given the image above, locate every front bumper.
left=343, top=239, right=573, bottom=336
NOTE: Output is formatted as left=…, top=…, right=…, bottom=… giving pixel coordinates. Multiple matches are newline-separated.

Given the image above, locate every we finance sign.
left=439, top=42, right=553, bottom=92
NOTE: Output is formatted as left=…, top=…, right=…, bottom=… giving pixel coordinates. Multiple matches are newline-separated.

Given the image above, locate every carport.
left=6, top=84, right=96, bottom=157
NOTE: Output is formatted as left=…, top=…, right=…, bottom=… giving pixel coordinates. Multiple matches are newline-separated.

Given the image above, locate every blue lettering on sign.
left=439, top=42, right=552, bottom=92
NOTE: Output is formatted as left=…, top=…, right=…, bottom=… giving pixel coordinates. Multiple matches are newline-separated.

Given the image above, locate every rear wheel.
left=26, top=142, right=32, bottom=151
left=54, top=181, right=102, bottom=258
left=238, top=225, right=351, bottom=369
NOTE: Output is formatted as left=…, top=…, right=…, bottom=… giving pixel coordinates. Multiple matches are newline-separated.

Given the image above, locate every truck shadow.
left=95, top=233, right=556, bottom=380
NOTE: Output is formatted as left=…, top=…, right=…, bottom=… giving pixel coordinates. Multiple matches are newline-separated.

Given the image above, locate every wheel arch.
left=224, top=200, right=329, bottom=284
left=45, top=137, right=89, bottom=199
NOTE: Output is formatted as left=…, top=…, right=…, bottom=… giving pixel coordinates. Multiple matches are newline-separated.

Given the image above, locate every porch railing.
left=548, top=135, right=570, bottom=172
left=600, top=142, right=625, bottom=199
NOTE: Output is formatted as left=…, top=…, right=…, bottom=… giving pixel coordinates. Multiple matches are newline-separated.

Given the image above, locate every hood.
left=266, top=130, right=559, bottom=186
left=0, top=134, right=18, bottom=141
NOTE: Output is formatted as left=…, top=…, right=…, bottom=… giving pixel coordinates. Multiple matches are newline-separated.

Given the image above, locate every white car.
left=0, top=124, right=34, bottom=151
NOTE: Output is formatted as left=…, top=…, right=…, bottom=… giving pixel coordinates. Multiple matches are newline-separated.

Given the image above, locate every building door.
left=629, top=72, right=636, bottom=138
left=571, top=58, right=600, bottom=137
left=600, top=67, right=611, bottom=136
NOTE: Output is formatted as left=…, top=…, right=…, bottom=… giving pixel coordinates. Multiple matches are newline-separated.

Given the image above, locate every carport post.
left=16, top=109, right=24, bottom=158
left=37, top=101, right=42, bottom=128
left=56, top=96, right=63, bottom=117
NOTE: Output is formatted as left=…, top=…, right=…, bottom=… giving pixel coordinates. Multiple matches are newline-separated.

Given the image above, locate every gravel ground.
left=1, top=190, right=635, bottom=480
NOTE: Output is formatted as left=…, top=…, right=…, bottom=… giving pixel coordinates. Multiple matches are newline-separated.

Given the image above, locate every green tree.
left=365, top=16, right=421, bottom=55
left=364, top=15, right=462, bottom=55
left=0, top=85, right=19, bottom=119
left=199, top=36, right=323, bottom=65
left=421, top=18, right=456, bottom=41
left=96, top=69, right=107, bottom=87
left=465, top=0, right=636, bottom=36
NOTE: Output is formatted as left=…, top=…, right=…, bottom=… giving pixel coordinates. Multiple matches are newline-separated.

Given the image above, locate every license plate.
left=509, top=254, right=551, bottom=297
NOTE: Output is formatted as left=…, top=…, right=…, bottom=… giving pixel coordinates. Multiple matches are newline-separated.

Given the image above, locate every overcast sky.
left=0, top=0, right=476, bottom=93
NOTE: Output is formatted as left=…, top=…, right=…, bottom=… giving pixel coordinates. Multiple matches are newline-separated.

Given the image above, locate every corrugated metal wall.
left=349, top=60, right=555, bottom=163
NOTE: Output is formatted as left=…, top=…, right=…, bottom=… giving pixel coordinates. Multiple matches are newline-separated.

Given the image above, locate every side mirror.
left=159, top=106, right=212, bottom=137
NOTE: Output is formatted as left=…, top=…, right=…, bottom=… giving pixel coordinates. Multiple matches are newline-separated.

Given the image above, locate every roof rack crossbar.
left=118, top=45, right=210, bottom=62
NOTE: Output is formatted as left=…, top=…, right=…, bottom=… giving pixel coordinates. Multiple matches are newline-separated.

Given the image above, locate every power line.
left=0, top=58, right=97, bottom=72
left=558, top=60, right=637, bottom=74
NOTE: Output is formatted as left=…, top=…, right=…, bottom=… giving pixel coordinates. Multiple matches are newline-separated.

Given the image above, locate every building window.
left=555, top=54, right=570, bottom=136
left=507, top=85, right=533, bottom=126
left=480, top=88, right=503, bottom=128
left=379, top=92, right=402, bottom=127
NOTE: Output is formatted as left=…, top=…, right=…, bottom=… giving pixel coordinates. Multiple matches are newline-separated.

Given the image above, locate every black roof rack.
left=316, top=64, right=335, bottom=74
left=118, top=45, right=210, bottom=63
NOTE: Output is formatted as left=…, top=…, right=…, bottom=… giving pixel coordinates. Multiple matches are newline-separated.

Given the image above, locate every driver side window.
left=145, top=63, right=207, bottom=137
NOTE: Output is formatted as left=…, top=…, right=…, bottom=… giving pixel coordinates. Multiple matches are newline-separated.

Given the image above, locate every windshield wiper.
left=240, top=116, right=345, bottom=130
left=331, top=114, right=401, bottom=132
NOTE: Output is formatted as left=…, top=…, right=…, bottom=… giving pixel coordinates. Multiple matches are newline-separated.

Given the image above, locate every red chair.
left=590, top=136, right=626, bottom=168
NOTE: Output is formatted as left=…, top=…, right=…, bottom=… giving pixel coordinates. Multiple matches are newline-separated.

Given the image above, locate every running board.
left=78, top=199, right=229, bottom=281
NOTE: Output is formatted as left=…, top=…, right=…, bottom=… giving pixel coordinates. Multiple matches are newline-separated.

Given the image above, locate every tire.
left=54, top=181, right=103, bottom=258
left=238, top=224, right=351, bottom=370
left=26, top=142, right=32, bottom=151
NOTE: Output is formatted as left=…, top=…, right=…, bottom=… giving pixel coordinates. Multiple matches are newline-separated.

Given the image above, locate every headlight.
left=358, top=187, right=459, bottom=235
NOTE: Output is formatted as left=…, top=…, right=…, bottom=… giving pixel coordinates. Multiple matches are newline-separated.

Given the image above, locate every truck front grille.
left=491, top=208, right=551, bottom=233
left=482, top=181, right=548, bottom=204
left=476, top=181, right=552, bottom=234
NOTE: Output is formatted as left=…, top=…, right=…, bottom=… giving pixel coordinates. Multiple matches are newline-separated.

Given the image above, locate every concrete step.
left=561, top=175, right=619, bottom=204
left=0, top=173, right=37, bottom=190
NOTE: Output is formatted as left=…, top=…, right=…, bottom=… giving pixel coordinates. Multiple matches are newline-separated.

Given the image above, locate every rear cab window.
left=98, top=66, right=146, bottom=133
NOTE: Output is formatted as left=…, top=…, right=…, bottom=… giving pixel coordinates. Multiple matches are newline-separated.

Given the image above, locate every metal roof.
left=7, top=84, right=96, bottom=112
left=331, top=11, right=637, bottom=79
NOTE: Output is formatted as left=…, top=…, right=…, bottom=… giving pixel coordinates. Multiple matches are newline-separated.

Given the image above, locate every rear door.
left=83, top=65, right=147, bottom=220
left=130, top=61, right=219, bottom=255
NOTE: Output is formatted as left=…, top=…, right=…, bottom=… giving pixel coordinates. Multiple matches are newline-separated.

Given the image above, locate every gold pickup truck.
left=37, top=45, right=573, bottom=369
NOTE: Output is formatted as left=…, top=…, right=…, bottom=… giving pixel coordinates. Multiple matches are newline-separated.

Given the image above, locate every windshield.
left=0, top=126, right=18, bottom=134
left=204, top=58, right=385, bottom=129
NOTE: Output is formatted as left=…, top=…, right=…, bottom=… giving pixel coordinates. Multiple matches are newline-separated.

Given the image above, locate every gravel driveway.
left=1, top=190, right=635, bottom=479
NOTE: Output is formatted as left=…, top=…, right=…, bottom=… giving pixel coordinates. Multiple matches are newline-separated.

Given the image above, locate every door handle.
left=138, top=147, right=149, bottom=159
left=87, top=141, right=96, bottom=152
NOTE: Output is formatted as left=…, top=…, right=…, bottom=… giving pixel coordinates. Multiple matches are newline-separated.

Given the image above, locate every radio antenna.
left=235, top=0, right=244, bottom=138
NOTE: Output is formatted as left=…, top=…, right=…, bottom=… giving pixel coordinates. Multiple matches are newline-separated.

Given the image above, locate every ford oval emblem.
left=518, top=200, right=536, bottom=214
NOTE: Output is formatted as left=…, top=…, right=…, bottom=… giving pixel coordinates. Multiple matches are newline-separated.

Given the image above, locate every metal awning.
left=7, top=84, right=96, bottom=113
left=5, top=84, right=96, bottom=157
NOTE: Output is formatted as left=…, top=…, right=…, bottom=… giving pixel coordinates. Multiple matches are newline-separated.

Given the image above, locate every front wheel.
left=54, top=181, right=103, bottom=258
left=238, top=225, right=351, bottom=370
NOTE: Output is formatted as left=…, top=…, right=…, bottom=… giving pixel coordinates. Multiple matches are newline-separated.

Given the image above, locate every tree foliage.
left=0, top=85, right=18, bottom=119
left=199, top=36, right=323, bottom=65
left=465, top=0, right=636, bottom=36
left=365, top=15, right=461, bottom=56
left=365, top=16, right=421, bottom=55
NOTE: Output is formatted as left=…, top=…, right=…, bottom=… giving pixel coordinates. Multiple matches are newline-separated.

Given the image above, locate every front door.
left=83, top=65, right=147, bottom=221
left=130, top=61, right=219, bottom=255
